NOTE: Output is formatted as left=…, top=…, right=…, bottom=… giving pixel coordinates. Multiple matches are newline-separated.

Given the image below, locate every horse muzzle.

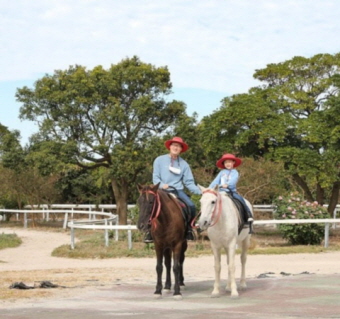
left=137, top=222, right=148, bottom=232
left=198, top=219, right=210, bottom=231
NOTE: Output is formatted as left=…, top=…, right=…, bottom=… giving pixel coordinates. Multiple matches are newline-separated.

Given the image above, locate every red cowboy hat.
left=164, top=136, right=189, bottom=153
left=216, top=153, right=242, bottom=169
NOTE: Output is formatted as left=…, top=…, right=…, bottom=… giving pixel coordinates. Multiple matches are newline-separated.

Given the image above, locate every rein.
left=142, top=190, right=161, bottom=228
left=202, top=189, right=222, bottom=227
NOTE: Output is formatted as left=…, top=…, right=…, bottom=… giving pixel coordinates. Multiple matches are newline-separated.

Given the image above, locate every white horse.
left=198, top=185, right=252, bottom=299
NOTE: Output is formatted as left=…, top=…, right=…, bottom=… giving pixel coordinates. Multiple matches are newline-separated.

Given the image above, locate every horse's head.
left=198, top=184, right=220, bottom=230
left=136, top=183, right=160, bottom=232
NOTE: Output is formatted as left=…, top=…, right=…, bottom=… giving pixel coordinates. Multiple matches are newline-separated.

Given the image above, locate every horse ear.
left=153, top=182, right=160, bottom=191
left=213, top=185, right=219, bottom=192
left=137, top=184, right=143, bottom=193
left=198, top=184, right=207, bottom=193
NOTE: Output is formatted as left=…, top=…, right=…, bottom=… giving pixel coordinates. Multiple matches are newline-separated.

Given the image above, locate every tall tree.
left=200, top=53, right=340, bottom=213
left=17, top=56, right=187, bottom=223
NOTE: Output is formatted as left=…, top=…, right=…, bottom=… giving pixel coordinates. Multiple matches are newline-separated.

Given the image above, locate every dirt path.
left=1, top=227, right=340, bottom=303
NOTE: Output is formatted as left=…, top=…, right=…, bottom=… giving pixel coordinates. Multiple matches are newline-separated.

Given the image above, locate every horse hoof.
left=163, top=289, right=171, bottom=294
left=173, top=294, right=183, bottom=301
left=230, top=294, right=239, bottom=299
left=239, top=284, right=247, bottom=290
left=211, top=293, right=220, bottom=298
left=153, top=294, right=162, bottom=299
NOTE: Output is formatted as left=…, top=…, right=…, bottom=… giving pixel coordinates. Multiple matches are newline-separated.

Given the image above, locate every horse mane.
left=157, top=189, right=183, bottom=212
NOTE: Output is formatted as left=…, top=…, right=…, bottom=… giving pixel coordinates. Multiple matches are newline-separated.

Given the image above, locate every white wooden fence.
left=1, top=204, right=340, bottom=249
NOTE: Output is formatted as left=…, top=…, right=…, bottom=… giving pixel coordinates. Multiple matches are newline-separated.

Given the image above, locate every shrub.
left=273, top=192, right=330, bottom=245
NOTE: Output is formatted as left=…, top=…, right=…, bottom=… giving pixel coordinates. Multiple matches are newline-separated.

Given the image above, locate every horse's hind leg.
left=164, top=248, right=172, bottom=292
left=179, top=241, right=187, bottom=287
left=239, top=236, right=250, bottom=289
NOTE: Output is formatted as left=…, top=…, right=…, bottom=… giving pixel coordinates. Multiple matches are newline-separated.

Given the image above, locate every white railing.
left=66, top=218, right=340, bottom=249
left=0, top=208, right=118, bottom=229
left=1, top=205, right=340, bottom=250
left=68, top=220, right=135, bottom=250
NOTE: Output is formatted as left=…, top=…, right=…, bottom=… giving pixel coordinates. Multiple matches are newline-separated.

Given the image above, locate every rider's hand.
left=222, top=184, right=228, bottom=188
left=162, top=184, right=169, bottom=189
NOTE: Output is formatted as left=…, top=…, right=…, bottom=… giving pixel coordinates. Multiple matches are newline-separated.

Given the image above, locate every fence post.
left=324, top=223, right=330, bottom=248
left=70, top=221, right=75, bottom=250
left=104, top=219, right=109, bottom=247
left=115, top=215, right=119, bottom=241
left=63, top=212, right=68, bottom=229
left=332, top=208, right=338, bottom=229
left=127, top=219, right=132, bottom=250
left=24, top=212, right=28, bottom=228
left=45, top=207, right=50, bottom=222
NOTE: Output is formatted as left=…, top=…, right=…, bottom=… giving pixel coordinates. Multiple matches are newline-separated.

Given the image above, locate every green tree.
left=17, top=56, right=188, bottom=224
left=0, top=124, right=25, bottom=170
left=200, top=53, right=340, bottom=213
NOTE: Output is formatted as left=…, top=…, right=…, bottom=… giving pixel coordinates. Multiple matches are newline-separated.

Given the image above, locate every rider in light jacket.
left=209, top=153, right=254, bottom=234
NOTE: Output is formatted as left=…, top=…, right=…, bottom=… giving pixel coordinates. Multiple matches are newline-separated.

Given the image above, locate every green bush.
left=273, top=192, right=330, bottom=245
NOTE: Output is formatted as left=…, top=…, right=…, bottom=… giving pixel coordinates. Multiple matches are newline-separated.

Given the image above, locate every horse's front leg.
left=172, top=244, right=183, bottom=300
left=164, top=248, right=172, bottom=292
left=211, top=244, right=221, bottom=297
left=154, top=248, right=163, bottom=299
left=226, top=243, right=238, bottom=299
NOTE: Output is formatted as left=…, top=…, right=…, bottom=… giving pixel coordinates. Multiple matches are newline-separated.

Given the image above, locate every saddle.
left=167, top=192, right=191, bottom=227
left=225, top=192, right=251, bottom=234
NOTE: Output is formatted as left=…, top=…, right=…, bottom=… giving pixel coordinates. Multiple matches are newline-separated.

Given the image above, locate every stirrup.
left=186, top=230, right=196, bottom=241
left=144, top=232, right=153, bottom=243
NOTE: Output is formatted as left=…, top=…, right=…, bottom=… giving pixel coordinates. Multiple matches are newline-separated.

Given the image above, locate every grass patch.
left=0, top=233, right=22, bottom=250
left=51, top=231, right=213, bottom=258
left=49, top=227, right=340, bottom=259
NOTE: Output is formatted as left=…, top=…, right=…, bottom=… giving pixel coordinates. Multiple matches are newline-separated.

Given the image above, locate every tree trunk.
left=328, top=181, right=340, bottom=216
left=316, top=183, right=325, bottom=205
left=111, top=178, right=129, bottom=225
left=292, top=173, right=314, bottom=201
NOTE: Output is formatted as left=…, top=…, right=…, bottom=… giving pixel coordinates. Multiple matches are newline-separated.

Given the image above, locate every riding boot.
left=186, top=226, right=196, bottom=241
left=144, top=231, right=153, bottom=243
left=246, top=209, right=254, bottom=234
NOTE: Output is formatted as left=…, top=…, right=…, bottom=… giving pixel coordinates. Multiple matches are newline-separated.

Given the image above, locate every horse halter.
left=142, top=189, right=161, bottom=227
left=201, top=189, right=222, bottom=227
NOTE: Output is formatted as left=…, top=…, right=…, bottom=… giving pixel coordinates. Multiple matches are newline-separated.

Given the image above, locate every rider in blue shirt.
left=209, top=153, right=253, bottom=233
left=144, top=136, right=201, bottom=243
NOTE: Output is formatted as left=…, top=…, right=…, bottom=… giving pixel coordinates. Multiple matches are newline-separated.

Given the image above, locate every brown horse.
left=137, top=183, right=188, bottom=300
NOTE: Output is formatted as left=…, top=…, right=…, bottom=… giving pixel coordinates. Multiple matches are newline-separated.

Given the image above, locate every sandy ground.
left=1, top=227, right=340, bottom=304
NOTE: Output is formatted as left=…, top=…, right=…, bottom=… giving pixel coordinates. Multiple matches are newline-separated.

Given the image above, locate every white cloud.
left=1, top=0, right=340, bottom=93
left=1, top=0, right=340, bottom=144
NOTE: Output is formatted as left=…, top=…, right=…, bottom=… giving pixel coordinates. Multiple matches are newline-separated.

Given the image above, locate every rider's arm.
left=208, top=171, right=223, bottom=189
left=182, top=164, right=201, bottom=195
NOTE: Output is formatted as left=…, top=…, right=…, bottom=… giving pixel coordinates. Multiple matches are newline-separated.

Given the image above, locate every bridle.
left=201, top=189, right=223, bottom=227
left=142, top=189, right=161, bottom=228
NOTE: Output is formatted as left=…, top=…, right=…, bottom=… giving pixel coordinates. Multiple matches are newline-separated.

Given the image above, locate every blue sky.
left=1, top=0, right=340, bottom=145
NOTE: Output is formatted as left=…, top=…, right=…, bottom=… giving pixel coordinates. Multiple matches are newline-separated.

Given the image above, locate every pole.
left=324, top=223, right=330, bottom=248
